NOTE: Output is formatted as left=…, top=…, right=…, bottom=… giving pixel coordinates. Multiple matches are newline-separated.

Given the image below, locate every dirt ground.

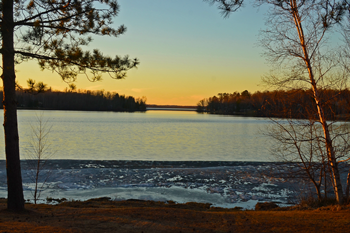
left=1, top=198, right=350, bottom=233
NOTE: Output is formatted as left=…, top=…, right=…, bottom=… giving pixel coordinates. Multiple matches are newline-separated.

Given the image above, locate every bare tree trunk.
left=316, top=185, right=322, bottom=201
left=290, top=0, right=344, bottom=204
left=310, top=178, right=322, bottom=201
left=324, top=162, right=328, bottom=199
left=329, top=160, right=344, bottom=204
left=2, top=0, right=25, bottom=211
left=346, top=169, right=350, bottom=202
left=34, top=159, right=40, bottom=205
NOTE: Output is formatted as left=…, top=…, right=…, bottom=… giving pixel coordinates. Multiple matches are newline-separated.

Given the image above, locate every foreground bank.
left=1, top=198, right=350, bottom=232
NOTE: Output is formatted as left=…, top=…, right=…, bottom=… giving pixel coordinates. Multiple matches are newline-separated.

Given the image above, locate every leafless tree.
left=206, top=0, right=350, bottom=204
left=24, top=113, right=55, bottom=204
left=266, top=115, right=350, bottom=202
left=260, top=0, right=350, bottom=204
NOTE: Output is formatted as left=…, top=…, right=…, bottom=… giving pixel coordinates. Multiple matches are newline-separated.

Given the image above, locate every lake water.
left=0, top=110, right=308, bottom=207
left=0, top=110, right=272, bottom=161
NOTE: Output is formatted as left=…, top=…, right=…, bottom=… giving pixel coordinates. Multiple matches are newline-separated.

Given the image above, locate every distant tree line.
left=197, top=89, right=350, bottom=120
left=0, top=83, right=147, bottom=112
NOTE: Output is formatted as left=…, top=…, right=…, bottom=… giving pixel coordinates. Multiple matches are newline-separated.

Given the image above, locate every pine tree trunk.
left=2, top=0, right=25, bottom=211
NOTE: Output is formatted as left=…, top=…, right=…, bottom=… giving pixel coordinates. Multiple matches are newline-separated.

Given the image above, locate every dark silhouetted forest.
left=197, top=89, right=350, bottom=120
left=1, top=89, right=147, bottom=112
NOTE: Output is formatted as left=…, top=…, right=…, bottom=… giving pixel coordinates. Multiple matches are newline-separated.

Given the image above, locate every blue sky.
left=16, top=0, right=270, bottom=105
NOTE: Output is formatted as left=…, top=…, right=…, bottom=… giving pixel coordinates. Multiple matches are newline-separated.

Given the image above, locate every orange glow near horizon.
left=14, top=59, right=265, bottom=106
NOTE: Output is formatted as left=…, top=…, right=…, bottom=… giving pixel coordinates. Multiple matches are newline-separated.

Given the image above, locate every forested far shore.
left=1, top=89, right=147, bottom=112
left=197, top=89, right=350, bottom=120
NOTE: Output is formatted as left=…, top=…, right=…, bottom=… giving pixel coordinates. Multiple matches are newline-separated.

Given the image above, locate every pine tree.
left=1, top=0, right=138, bottom=211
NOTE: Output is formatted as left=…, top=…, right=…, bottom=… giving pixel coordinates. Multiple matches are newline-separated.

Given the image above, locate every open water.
left=0, top=110, right=271, bottom=161
left=1, top=110, right=297, bottom=208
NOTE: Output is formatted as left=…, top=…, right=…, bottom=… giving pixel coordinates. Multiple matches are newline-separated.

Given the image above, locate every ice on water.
left=0, top=160, right=302, bottom=208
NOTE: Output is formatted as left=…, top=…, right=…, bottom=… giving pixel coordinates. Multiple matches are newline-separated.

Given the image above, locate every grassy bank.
left=1, top=198, right=350, bottom=232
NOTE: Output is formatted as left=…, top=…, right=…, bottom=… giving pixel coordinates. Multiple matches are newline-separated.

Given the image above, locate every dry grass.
left=1, top=198, right=350, bottom=232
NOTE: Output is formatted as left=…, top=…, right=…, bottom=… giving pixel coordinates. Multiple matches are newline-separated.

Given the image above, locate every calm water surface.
left=0, top=110, right=272, bottom=161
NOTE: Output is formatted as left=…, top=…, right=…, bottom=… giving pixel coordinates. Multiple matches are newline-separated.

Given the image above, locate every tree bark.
left=2, top=0, right=25, bottom=211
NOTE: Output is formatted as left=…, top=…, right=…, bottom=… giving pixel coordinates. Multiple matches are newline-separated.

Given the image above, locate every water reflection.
left=0, top=110, right=271, bottom=161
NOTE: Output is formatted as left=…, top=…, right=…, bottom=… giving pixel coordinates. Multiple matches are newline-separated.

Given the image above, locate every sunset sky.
left=15, top=0, right=269, bottom=106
